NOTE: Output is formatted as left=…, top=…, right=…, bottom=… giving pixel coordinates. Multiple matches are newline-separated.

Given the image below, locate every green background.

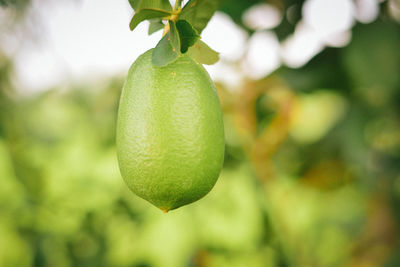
left=1, top=0, right=400, bottom=266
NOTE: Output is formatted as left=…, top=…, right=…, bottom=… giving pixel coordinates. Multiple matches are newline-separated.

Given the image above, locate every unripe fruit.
left=116, top=49, right=224, bottom=212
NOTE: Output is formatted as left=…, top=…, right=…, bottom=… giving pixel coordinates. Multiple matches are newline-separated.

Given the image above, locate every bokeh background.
left=1, top=0, right=400, bottom=266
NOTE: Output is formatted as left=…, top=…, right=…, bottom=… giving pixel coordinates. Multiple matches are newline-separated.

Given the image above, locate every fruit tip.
left=161, top=208, right=169, bottom=213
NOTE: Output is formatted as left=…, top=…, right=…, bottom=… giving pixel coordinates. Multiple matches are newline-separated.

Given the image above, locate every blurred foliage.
left=0, top=0, right=28, bottom=8
left=1, top=0, right=400, bottom=266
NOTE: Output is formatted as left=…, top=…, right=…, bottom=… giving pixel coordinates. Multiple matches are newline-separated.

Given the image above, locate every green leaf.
left=169, top=20, right=180, bottom=52
left=148, top=19, right=164, bottom=35
left=128, top=0, right=172, bottom=31
left=152, top=21, right=181, bottom=67
left=176, top=20, right=200, bottom=53
left=187, top=40, right=219, bottom=65
left=128, top=0, right=138, bottom=10
left=129, top=0, right=172, bottom=12
left=130, top=8, right=172, bottom=31
left=180, top=0, right=224, bottom=33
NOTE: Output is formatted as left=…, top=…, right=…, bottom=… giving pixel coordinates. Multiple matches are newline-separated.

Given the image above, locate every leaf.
left=176, top=20, right=200, bottom=53
left=128, top=0, right=138, bottom=10
left=148, top=19, right=164, bottom=35
left=168, top=20, right=180, bottom=51
left=186, top=40, right=219, bottom=65
left=129, top=0, right=172, bottom=12
left=152, top=21, right=181, bottom=67
left=153, top=35, right=178, bottom=67
left=180, top=0, right=224, bottom=33
left=130, top=8, right=172, bottom=31
left=128, top=0, right=172, bottom=31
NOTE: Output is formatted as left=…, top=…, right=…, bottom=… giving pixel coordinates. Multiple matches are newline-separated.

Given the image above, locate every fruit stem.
left=173, top=0, right=182, bottom=12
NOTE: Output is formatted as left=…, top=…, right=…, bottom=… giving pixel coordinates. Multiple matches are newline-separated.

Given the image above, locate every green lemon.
left=116, top=49, right=225, bottom=212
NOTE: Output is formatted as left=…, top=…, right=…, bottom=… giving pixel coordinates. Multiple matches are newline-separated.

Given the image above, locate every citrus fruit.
left=116, top=49, right=225, bottom=212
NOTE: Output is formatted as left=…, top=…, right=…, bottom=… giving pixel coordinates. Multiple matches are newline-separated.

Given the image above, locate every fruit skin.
left=116, top=49, right=225, bottom=211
